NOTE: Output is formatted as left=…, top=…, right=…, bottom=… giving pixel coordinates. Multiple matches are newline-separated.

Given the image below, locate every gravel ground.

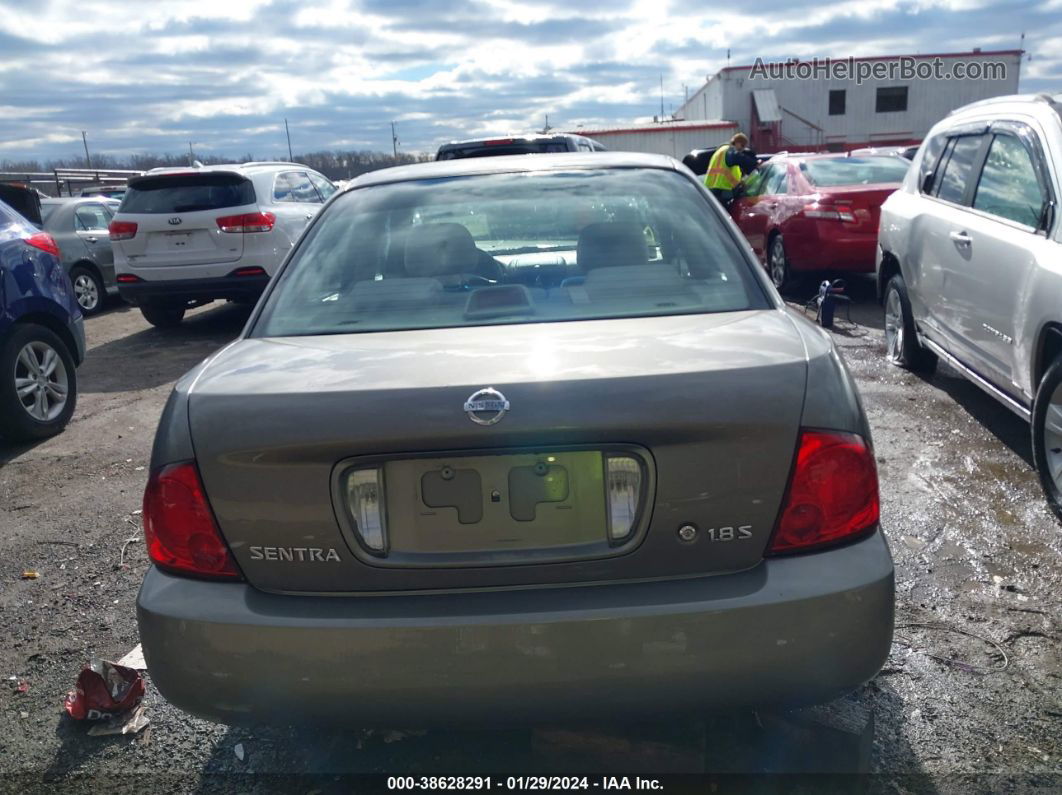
left=0, top=283, right=1059, bottom=793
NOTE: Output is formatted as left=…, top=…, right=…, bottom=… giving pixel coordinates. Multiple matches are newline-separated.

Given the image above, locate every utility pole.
left=659, top=74, right=665, bottom=119
left=188, top=141, right=195, bottom=166
left=81, top=130, right=92, bottom=169
left=285, top=118, right=293, bottom=161
left=391, top=121, right=398, bottom=158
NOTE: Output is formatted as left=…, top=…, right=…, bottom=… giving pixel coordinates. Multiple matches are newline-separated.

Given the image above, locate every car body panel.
left=138, top=530, right=893, bottom=726
left=187, top=310, right=811, bottom=592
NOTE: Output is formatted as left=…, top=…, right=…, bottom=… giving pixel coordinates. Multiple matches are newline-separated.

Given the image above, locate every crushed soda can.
left=64, top=659, right=145, bottom=721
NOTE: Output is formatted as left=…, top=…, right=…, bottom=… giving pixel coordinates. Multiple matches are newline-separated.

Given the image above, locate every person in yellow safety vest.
left=704, top=132, right=749, bottom=208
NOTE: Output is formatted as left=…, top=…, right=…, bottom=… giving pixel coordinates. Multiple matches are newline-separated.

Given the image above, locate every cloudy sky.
left=0, top=0, right=1058, bottom=162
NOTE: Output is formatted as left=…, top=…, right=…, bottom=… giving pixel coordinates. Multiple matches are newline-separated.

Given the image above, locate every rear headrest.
left=576, top=222, right=648, bottom=271
left=404, top=223, right=479, bottom=278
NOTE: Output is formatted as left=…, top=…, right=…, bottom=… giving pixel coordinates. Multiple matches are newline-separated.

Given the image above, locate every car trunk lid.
left=813, top=184, right=899, bottom=233
left=189, top=310, right=809, bottom=593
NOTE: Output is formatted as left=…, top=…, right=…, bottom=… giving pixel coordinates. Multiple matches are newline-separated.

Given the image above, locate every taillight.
left=229, top=266, right=267, bottom=277
left=767, top=429, right=879, bottom=556
left=23, top=233, right=60, bottom=257
left=108, top=221, right=138, bottom=240
left=116, top=273, right=142, bottom=284
left=216, top=212, right=275, bottom=233
left=142, top=462, right=242, bottom=580
left=803, top=199, right=855, bottom=223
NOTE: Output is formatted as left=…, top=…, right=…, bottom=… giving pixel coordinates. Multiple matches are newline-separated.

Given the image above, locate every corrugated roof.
left=561, top=119, right=736, bottom=136
left=752, top=89, right=781, bottom=122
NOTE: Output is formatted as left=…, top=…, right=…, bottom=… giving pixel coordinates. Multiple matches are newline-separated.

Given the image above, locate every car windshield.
left=252, top=167, right=768, bottom=337
left=801, top=156, right=911, bottom=186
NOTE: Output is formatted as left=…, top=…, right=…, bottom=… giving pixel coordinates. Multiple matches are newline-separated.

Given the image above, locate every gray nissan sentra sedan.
left=137, top=152, right=893, bottom=726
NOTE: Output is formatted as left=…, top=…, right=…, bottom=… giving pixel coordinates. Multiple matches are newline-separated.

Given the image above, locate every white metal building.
left=561, top=119, right=737, bottom=159
left=676, top=49, right=1023, bottom=152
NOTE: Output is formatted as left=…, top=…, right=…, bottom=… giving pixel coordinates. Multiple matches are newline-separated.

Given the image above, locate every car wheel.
left=70, top=265, right=104, bottom=316
left=0, top=323, right=78, bottom=442
left=768, top=234, right=795, bottom=293
left=140, top=304, right=186, bottom=328
left=883, top=275, right=937, bottom=373
left=1032, top=357, right=1062, bottom=523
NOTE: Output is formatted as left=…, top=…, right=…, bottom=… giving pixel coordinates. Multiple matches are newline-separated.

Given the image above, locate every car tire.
left=768, top=233, right=797, bottom=293
left=140, top=304, right=186, bottom=328
left=0, top=323, right=78, bottom=442
left=70, top=265, right=105, bottom=316
left=1032, top=357, right=1062, bottom=523
left=883, top=274, right=937, bottom=374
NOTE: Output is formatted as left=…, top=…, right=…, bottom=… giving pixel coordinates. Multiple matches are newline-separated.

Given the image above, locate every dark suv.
left=0, top=197, right=86, bottom=442
left=436, top=133, right=605, bottom=160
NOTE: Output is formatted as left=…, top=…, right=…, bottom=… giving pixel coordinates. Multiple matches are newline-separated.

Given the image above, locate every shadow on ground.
left=185, top=685, right=933, bottom=793
left=79, top=303, right=251, bottom=394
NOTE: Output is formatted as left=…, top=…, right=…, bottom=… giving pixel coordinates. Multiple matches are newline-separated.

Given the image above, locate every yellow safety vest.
left=704, top=145, right=742, bottom=190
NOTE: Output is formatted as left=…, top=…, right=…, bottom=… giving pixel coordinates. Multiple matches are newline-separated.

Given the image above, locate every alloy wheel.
left=73, top=273, right=100, bottom=311
left=1042, top=382, right=1062, bottom=492
left=13, top=341, right=69, bottom=421
left=769, top=238, right=786, bottom=287
left=884, top=288, right=904, bottom=363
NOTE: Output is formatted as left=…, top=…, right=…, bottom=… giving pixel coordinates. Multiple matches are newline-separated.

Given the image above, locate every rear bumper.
left=786, top=225, right=877, bottom=272
left=118, top=274, right=270, bottom=306
left=138, top=530, right=894, bottom=727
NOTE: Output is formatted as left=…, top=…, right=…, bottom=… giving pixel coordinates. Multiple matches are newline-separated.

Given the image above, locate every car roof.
left=438, top=132, right=595, bottom=147
left=348, top=151, right=681, bottom=191
left=947, top=92, right=1062, bottom=122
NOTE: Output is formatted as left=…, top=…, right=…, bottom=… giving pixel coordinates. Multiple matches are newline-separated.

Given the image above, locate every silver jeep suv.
left=877, top=93, right=1062, bottom=519
left=110, top=162, right=336, bottom=327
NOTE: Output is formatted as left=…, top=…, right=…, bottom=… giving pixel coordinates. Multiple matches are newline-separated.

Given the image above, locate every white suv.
left=109, top=162, right=336, bottom=327
left=877, top=93, right=1062, bottom=519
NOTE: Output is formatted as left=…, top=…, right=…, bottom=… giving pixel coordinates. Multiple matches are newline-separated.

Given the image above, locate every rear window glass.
left=438, top=141, right=572, bottom=159
left=801, top=156, right=910, bottom=186
left=252, top=168, right=768, bottom=338
left=119, top=173, right=255, bottom=214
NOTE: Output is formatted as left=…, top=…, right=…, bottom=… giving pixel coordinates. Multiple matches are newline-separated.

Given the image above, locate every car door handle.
left=949, top=230, right=971, bottom=245
left=85, top=236, right=98, bottom=243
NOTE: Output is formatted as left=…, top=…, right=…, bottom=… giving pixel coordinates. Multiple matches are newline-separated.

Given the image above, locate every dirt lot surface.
left=1, top=283, right=1059, bottom=793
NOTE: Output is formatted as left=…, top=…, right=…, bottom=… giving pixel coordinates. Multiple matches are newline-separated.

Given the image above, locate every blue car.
left=0, top=197, right=85, bottom=442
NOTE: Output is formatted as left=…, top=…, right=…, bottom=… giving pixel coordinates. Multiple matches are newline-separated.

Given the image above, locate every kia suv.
left=0, top=197, right=85, bottom=442
left=877, top=93, right=1062, bottom=519
left=137, top=153, right=893, bottom=727
left=109, top=163, right=337, bottom=327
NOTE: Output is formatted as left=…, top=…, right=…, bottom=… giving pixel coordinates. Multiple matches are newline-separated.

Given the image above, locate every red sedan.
left=729, top=153, right=910, bottom=291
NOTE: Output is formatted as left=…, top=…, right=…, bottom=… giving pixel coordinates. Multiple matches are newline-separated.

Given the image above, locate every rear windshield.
left=252, top=168, right=768, bottom=338
left=801, top=156, right=910, bottom=187
left=437, top=141, right=572, bottom=159
left=119, top=173, right=255, bottom=214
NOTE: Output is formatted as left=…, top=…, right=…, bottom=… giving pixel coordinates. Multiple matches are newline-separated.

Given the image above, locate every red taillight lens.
left=24, top=233, right=60, bottom=256
left=767, top=430, right=879, bottom=555
left=803, top=202, right=856, bottom=222
left=230, top=266, right=267, bottom=277
left=116, top=273, right=142, bottom=283
left=142, top=462, right=242, bottom=580
left=108, top=221, right=138, bottom=240
left=216, top=212, right=275, bottom=233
